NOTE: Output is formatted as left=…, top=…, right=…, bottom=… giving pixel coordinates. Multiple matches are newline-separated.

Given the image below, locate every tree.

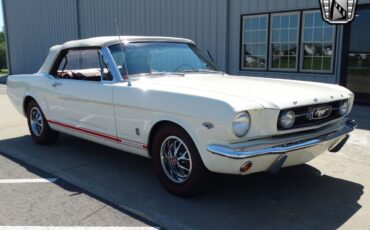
left=0, top=43, right=7, bottom=70
left=0, top=31, right=7, bottom=70
left=0, top=32, right=5, bottom=43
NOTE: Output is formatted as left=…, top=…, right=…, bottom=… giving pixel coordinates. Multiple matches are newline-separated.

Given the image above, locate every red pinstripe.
left=47, top=120, right=148, bottom=150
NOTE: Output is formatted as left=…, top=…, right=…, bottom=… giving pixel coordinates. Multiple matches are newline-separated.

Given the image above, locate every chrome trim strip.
left=295, top=107, right=340, bottom=118
left=230, top=116, right=344, bottom=144
left=101, top=46, right=125, bottom=82
left=207, top=119, right=356, bottom=159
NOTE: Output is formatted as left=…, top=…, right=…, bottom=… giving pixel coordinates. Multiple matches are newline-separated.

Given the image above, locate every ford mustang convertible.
left=7, top=36, right=356, bottom=196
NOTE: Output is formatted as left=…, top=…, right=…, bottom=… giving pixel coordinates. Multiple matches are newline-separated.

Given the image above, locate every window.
left=270, top=12, right=299, bottom=70
left=108, top=43, right=220, bottom=77
left=55, top=49, right=112, bottom=81
left=240, top=10, right=337, bottom=74
left=241, top=15, right=268, bottom=70
left=301, top=11, right=336, bottom=72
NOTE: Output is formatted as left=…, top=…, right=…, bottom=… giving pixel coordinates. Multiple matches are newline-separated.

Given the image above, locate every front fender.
left=146, top=114, right=203, bottom=153
left=145, top=113, right=233, bottom=172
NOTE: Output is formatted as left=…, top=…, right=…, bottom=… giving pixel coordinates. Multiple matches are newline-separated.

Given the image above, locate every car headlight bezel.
left=280, top=110, right=296, bottom=129
left=339, top=100, right=349, bottom=116
left=232, top=112, right=251, bottom=138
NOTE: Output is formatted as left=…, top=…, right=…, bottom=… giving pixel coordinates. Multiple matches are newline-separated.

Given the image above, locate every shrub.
left=0, top=43, right=7, bottom=70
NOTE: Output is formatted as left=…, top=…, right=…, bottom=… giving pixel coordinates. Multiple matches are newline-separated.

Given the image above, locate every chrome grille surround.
left=277, top=100, right=347, bottom=130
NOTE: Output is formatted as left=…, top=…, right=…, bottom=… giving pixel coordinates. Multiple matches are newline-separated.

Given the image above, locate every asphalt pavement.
left=0, top=84, right=370, bottom=229
left=0, top=153, right=152, bottom=227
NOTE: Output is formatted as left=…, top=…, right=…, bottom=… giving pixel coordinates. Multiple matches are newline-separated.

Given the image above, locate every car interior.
left=56, top=69, right=107, bottom=81
left=54, top=49, right=113, bottom=82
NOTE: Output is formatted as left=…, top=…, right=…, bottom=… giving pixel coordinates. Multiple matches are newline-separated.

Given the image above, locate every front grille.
left=278, top=100, right=345, bottom=130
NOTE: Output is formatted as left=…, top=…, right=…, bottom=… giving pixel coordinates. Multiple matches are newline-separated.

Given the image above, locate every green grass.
left=272, top=57, right=296, bottom=69
left=0, top=69, right=8, bottom=75
left=303, top=57, right=331, bottom=71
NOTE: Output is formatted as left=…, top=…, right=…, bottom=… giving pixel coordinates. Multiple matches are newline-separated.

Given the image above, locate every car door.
left=49, top=48, right=117, bottom=141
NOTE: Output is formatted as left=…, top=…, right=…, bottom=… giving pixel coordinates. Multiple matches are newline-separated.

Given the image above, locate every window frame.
left=108, top=42, right=222, bottom=76
left=50, top=47, right=114, bottom=83
left=239, top=9, right=337, bottom=75
left=269, top=11, right=301, bottom=72
left=240, top=14, right=269, bottom=71
left=299, top=10, right=337, bottom=74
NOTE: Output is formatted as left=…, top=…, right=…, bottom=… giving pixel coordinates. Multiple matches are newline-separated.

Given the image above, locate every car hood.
left=133, top=74, right=353, bottom=110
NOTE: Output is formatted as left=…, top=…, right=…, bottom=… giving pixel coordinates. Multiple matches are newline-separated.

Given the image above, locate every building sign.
left=320, top=0, right=358, bottom=24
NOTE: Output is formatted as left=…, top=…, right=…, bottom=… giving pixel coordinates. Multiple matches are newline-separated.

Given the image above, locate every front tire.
left=152, top=125, right=208, bottom=196
left=26, top=100, right=59, bottom=145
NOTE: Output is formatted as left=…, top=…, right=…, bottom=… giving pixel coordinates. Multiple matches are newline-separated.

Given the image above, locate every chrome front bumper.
left=207, top=119, right=357, bottom=160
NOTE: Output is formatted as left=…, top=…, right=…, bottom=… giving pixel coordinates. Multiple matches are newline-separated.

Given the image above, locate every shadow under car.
left=0, top=134, right=364, bottom=230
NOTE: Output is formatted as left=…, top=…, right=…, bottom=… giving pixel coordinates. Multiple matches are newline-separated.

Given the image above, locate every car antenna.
left=115, top=19, right=131, bottom=86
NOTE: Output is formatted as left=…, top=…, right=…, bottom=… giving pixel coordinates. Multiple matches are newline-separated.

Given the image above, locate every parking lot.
left=0, top=83, right=370, bottom=229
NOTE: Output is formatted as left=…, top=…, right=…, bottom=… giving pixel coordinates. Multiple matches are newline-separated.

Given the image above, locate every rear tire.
left=152, top=124, right=208, bottom=197
left=26, top=100, right=59, bottom=145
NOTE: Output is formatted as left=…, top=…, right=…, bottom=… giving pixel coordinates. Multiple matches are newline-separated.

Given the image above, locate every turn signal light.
left=240, top=161, right=253, bottom=173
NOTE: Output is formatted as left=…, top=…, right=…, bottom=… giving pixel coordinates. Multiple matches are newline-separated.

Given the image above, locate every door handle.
left=52, top=82, right=62, bottom=87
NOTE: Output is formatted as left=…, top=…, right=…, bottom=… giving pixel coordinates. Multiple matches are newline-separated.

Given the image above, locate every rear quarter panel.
left=7, top=74, right=55, bottom=118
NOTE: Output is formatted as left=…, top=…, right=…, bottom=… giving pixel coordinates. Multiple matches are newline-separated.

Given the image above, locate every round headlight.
left=340, top=100, right=349, bottom=116
left=232, top=112, right=251, bottom=138
left=280, top=111, right=296, bottom=129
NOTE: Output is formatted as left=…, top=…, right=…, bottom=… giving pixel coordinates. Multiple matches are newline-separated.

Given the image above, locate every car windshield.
left=108, top=42, right=222, bottom=77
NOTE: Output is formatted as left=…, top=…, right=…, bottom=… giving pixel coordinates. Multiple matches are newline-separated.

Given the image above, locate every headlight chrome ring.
left=232, top=112, right=251, bottom=138
left=280, top=110, right=296, bottom=129
left=340, top=100, right=349, bottom=116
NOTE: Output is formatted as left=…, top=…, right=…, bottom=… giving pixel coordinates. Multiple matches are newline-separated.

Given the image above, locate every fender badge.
left=135, top=128, right=140, bottom=136
left=203, top=122, right=215, bottom=129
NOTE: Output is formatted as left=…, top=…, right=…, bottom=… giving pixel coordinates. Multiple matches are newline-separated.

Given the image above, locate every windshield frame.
left=107, top=41, right=223, bottom=79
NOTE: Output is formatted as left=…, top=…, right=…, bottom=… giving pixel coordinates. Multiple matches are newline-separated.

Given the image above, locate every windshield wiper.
left=151, top=70, right=185, bottom=76
left=129, top=71, right=184, bottom=78
left=181, top=69, right=224, bottom=74
left=129, top=69, right=222, bottom=78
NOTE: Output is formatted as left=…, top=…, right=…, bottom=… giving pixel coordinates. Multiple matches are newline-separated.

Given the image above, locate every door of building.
left=345, top=7, right=370, bottom=103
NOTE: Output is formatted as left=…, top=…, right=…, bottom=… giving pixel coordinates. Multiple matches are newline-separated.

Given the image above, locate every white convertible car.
left=7, top=36, right=356, bottom=196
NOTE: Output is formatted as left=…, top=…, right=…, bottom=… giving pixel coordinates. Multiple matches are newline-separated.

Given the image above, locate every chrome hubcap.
left=160, top=136, right=192, bottom=184
left=30, top=107, right=43, bottom=136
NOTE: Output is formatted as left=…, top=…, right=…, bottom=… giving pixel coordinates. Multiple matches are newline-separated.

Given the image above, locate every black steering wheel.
left=173, top=64, right=195, bottom=72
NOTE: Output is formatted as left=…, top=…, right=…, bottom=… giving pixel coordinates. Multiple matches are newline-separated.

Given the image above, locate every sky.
left=0, top=2, right=3, bottom=30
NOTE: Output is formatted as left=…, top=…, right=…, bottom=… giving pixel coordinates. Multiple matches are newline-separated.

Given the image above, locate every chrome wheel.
left=160, top=136, right=192, bottom=184
left=30, top=107, right=43, bottom=137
